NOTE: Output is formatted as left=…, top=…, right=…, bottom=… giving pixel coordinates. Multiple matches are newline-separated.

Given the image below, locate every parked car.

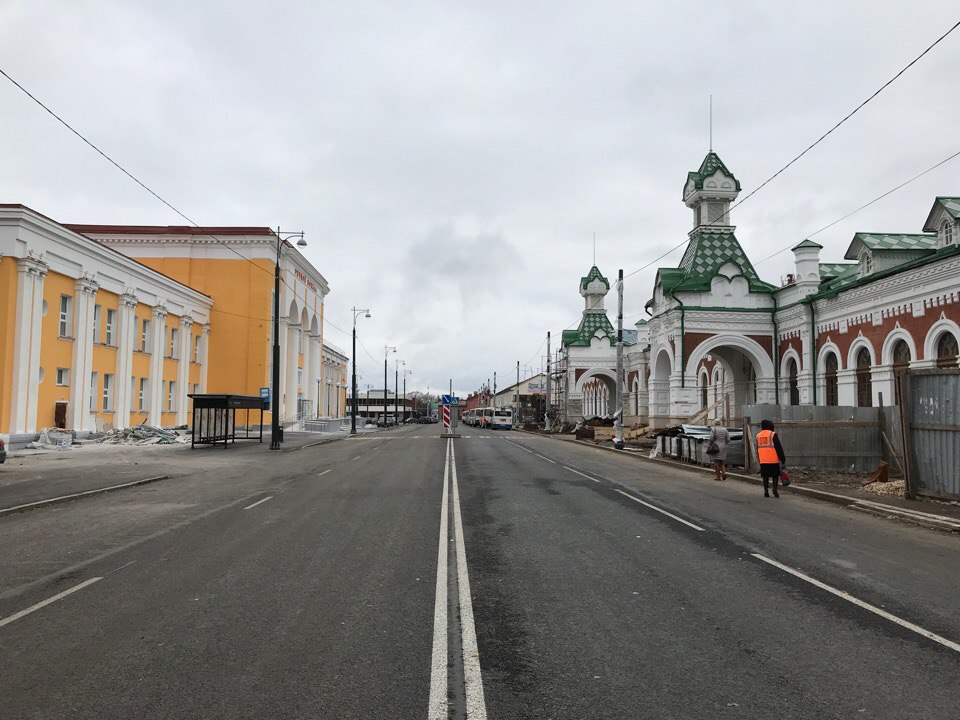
left=0, top=437, right=5, bottom=463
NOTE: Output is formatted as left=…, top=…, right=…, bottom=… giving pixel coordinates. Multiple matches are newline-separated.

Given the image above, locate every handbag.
left=779, top=468, right=791, bottom=486
left=706, top=442, right=720, bottom=456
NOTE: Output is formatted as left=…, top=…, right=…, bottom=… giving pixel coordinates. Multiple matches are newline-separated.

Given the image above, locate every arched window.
left=787, top=357, right=799, bottom=406
left=942, top=219, right=954, bottom=246
left=859, top=251, right=874, bottom=276
left=824, top=352, right=839, bottom=406
left=699, top=373, right=708, bottom=410
left=892, top=339, right=911, bottom=405
left=855, top=347, right=873, bottom=407
left=937, top=331, right=959, bottom=368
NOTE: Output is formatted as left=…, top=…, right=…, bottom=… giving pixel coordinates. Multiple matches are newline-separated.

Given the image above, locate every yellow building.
left=1, top=205, right=213, bottom=437
left=66, top=222, right=329, bottom=425
left=1, top=206, right=333, bottom=441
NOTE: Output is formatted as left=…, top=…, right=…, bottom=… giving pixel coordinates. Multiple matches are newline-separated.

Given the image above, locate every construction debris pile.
left=27, top=428, right=74, bottom=450
left=98, top=425, right=188, bottom=446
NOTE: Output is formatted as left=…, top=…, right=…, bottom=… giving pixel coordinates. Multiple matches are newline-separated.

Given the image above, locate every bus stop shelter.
left=188, top=394, right=268, bottom=449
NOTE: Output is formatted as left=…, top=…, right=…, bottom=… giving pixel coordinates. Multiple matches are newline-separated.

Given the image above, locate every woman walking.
left=707, top=419, right=729, bottom=481
left=756, top=419, right=786, bottom=498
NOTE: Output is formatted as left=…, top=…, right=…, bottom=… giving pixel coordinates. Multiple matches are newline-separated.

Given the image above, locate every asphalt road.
left=1, top=424, right=958, bottom=719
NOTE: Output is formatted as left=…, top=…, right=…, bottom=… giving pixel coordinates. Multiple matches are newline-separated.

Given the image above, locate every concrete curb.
left=0, top=475, right=170, bottom=518
left=520, top=430, right=960, bottom=534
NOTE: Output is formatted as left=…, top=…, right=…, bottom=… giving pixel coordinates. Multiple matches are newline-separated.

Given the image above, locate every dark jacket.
left=759, top=419, right=786, bottom=465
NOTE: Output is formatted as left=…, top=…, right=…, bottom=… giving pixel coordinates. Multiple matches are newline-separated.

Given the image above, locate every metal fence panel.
left=907, top=371, right=960, bottom=500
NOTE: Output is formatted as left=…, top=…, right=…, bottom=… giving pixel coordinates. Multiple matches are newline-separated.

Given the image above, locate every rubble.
left=98, top=425, right=188, bottom=446
left=27, top=428, right=74, bottom=450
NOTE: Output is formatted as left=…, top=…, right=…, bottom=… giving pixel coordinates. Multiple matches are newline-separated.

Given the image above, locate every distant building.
left=347, top=389, right=416, bottom=422
left=560, top=152, right=960, bottom=427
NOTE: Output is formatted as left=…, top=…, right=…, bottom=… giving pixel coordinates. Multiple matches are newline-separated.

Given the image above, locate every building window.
left=824, top=353, right=839, bottom=407
left=194, top=335, right=201, bottom=363
left=92, top=304, right=102, bottom=342
left=298, top=369, right=303, bottom=389
left=169, top=327, right=178, bottom=358
left=167, top=381, right=176, bottom=412
left=942, top=220, right=954, bottom=246
left=192, top=383, right=199, bottom=396
left=139, top=378, right=149, bottom=411
left=59, top=295, right=73, bottom=337
left=937, top=331, right=959, bottom=368
left=105, top=309, right=117, bottom=346
left=892, top=339, right=911, bottom=404
left=56, top=367, right=70, bottom=386
left=787, top=357, right=799, bottom=406
left=90, top=372, right=99, bottom=411
left=102, top=374, right=114, bottom=411
left=141, top=319, right=151, bottom=353
left=859, top=251, right=874, bottom=277
left=855, top=347, right=872, bottom=407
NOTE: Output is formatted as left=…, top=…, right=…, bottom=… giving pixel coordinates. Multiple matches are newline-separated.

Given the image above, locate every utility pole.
left=493, top=371, right=497, bottom=408
left=544, top=331, right=551, bottom=431
left=515, top=360, right=520, bottom=428
left=614, top=269, right=624, bottom=449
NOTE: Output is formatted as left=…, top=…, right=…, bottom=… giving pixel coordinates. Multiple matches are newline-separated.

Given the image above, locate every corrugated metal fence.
left=899, top=369, right=960, bottom=501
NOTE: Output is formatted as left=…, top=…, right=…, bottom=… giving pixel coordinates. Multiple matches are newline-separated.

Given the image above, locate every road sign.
left=260, top=387, right=270, bottom=402
left=441, top=394, right=461, bottom=406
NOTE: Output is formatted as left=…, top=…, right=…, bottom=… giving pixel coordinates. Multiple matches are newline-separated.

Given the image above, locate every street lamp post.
left=350, top=307, right=371, bottom=434
left=383, top=345, right=397, bottom=425
left=270, top=227, right=306, bottom=451
left=394, top=359, right=404, bottom=425
left=402, top=367, right=412, bottom=422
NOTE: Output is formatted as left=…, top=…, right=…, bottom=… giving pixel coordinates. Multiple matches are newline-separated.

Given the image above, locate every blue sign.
left=260, top=387, right=270, bottom=403
left=441, top=394, right=460, bottom=406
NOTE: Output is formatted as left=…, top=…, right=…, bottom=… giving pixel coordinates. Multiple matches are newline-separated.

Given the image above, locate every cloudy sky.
left=3, top=2, right=958, bottom=396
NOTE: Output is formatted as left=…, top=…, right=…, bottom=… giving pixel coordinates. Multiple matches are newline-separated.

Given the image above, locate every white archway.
left=881, top=327, right=917, bottom=365
left=685, top=333, right=775, bottom=383
left=846, top=334, right=877, bottom=369
left=922, top=317, right=960, bottom=361
left=817, top=339, right=843, bottom=371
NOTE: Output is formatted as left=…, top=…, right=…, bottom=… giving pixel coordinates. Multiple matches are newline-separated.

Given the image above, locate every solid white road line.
left=614, top=489, right=706, bottom=531
left=751, top=553, right=960, bottom=654
left=534, top=453, right=557, bottom=464
left=427, top=441, right=451, bottom=720
left=450, top=443, right=488, bottom=719
left=243, top=496, right=273, bottom=510
left=563, top=466, right=602, bottom=483
left=318, top=469, right=332, bottom=476
left=0, top=577, right=103, bottom=628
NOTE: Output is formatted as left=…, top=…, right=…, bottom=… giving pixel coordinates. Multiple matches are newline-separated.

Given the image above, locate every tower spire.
left=709, top=94, right=713, bottom=152
left=593, top=232, right=596, bottom=266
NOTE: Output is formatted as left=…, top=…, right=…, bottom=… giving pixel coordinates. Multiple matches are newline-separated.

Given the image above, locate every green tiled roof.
left=793, top=238, right=823, bottom=250
left=846, top=232, right=938, bottom=256
left=671, top=231, right=774, bottom=292
left=562, top=311, right=616, bottom=348
left=818, top=263, right=856, bottom=281
left=685, top=151, right=741, bottom=193
left=935, top=197, right=960, bottom=220
left=812, top=244, right=960, bottom=299
left=579, top=265, right=610, bottom=291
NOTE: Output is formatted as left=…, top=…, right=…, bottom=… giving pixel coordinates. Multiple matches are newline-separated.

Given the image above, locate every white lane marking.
left=0, top=577, right=103, bottom=628
left=614, top=489, right=705, bottom=531
left=450, top=442, right=488, bottom=719
left=533, top=453, right=557, bottom=464
left=352, top=455, right=362, bottom=461
left=318, top=469, right=332, bottom=476
left=243, top=496, right=273, bottom=510
left=427, top=440, right=451, bottom=719
left=505, top=440, right=534, bottom=454
left=563, top=466, right=601, bottom=483
left=751, top=553, right=960, bottom=654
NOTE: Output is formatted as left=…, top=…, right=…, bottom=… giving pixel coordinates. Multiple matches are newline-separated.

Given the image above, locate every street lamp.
left=270, top=228, right=306, bottom=451
left=403, top=367, right=412, bottom=422
left=394, top=359, right=405, bottom=425
left=383, top=345, right=397, bottom=425
left=350, top=307, right=371, bottom=434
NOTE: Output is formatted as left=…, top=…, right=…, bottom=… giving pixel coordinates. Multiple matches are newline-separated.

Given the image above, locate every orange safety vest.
left=756, top=429, right=780, bottom=465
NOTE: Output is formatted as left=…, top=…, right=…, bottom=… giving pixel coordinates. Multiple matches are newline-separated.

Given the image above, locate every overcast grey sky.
left=3, top=2, right=958, bottom=396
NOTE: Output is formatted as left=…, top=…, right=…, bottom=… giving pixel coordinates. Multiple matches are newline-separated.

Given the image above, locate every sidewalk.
left=525, top=431, right=960, bottom=534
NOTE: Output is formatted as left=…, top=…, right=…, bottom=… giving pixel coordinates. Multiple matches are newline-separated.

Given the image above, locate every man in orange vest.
left=756, top=419, right=786, bottom=498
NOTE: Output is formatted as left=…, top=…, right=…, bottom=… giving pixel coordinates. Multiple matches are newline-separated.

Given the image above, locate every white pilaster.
left=837, top=369, right=857, bottom=407
left=199, top=323, right=211, bottom=392
left=148, top=305, right=168, bottom=426
left=284, top=323, right=301, bottom=421
left=68, top=275, right=98, bottom=432
left=113, top=292, right=138, bottom=429
left=308, top=333, right=322, bottom=418
left=176, top=315, right=193, bottom=425
left=10, top=256, right=48, bottom=434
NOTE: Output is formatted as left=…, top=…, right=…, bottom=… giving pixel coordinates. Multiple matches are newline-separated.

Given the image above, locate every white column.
left=176, top=315, right=193, bottom=425
left=113, top=292, right=138, bottom=430
left=308, top=333, right=322, bottom=418
left=68, top=275, right=98, bottom=432
left=148, top=305, right=168, bottom=426
left=284, top=323, right=301, bottom=421
left=198, top=323, right=211, bottom=392
left=10, top=256, right=48, bottom=434
left=837, top=369, right=857, bottom=407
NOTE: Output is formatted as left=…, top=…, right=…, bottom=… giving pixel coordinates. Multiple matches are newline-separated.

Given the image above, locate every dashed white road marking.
left=614, top=489, right=705, bottom=531
left=533, top=453, right=557, bottom=464
left=352, top=455, right=362, bottom=461
left=243, top=496, right=274, bottom=510
left=318, top=469, right=332, bottom=476
left=505, top=440, right=534, bottom=454
left=0, top=577, right=103, bottom=628
left=751, top=553, right=960, bottom=654
left=563, top=466, right=602, bottom=483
